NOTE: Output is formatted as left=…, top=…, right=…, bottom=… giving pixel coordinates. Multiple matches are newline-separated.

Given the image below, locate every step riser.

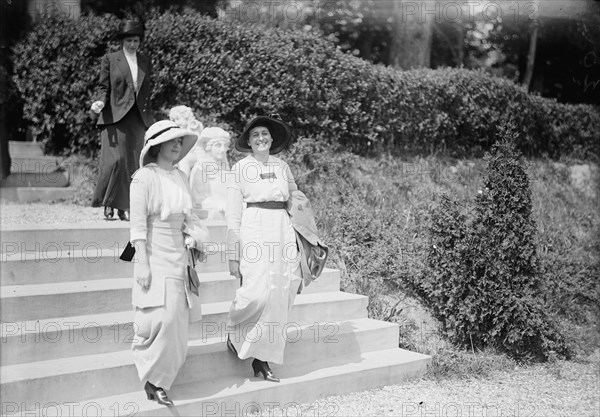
left=1, top=323, right=396, bottom=408
left=0, top=225, right=227, bottom=254
left=0, top=172, right=70, bottom=188
left=8, top=158, right=64, bottom=173
left=1, top=292, right=365, bottom=365
left=2, top=271, right=340, bottom=323
left=8, top=141, right=44, bottom=157
left=1, top=251, right=231, bottom=286
left=160, top=356, right=429, bottom=417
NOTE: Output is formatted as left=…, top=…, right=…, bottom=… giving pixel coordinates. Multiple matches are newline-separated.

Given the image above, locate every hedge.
left=12, top=11, right=600, bottom=160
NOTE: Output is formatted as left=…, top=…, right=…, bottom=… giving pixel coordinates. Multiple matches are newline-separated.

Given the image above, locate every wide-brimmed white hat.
left=139, top=120, right=198, bottom=167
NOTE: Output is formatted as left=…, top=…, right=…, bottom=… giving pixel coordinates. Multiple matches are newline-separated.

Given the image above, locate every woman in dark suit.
left=90, top=19, right=153, bottom=220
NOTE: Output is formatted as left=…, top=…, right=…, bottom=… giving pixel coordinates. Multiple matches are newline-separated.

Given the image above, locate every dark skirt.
left=92, top=106, right=145, bottom=210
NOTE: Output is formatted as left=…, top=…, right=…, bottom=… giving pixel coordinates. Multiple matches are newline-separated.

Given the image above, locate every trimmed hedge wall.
left=12, top=11, right=600, bottom=159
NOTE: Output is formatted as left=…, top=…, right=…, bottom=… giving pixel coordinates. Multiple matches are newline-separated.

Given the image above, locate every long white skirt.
left=132, top=278, right=188, bottom=390
left=227, top=207, right=302, bottom=364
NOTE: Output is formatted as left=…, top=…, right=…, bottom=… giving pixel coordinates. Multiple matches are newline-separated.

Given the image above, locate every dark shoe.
left=118, top=209, right=130, bottom=221
left=252, top=359, right=280, bottom=382
left=104, top=206, right=114, bottom=219
left=144, top=381, right=174, bottom=407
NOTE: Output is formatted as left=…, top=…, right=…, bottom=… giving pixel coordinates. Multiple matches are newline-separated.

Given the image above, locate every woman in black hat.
left=90, top=19, right=154, bottom=220
left=225, top=115, right=302, bottom=382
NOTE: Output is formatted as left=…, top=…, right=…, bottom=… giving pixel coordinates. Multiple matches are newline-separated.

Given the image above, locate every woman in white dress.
left=225, top=115, right=302, bottom=382
left=130, top=120, right=208, bottom=406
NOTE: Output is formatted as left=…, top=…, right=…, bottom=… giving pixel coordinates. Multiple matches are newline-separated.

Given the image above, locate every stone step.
left=0, top=222, right=227, bottom=255
left=1, top=269, right=340, bottom=323
left=1, top=347, right=430, bottom=417
left=1, top=316, right=385, bottom=407
left=8, top=141, right=44, bottom=157
left=0, top=171, right=70, bottom=188
left=1, top=291, right=367, bottom=365
left=8, top=155, right=64, bottom=173
left=0, top=247, right=231, bottom=286
left=0, top=186, right=76, bottom=203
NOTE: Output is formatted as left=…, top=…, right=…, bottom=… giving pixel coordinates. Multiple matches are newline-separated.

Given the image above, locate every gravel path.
left=2, top=202, right=599, bottom=417
left=257, top=357, right=599, bottom=417
left=0, top=202, right=109, bottom=225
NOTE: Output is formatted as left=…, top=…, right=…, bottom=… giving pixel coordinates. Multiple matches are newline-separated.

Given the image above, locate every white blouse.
left=225, top=155, right=297, bottom=260
left=123, top=48, right=138, bottom=91
left=130, top=164, right=197, bottom=243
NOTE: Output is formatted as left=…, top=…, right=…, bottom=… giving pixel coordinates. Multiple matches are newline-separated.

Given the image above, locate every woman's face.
left=248, top=126, right=272, bottom=154
left=158, top=137, right=183, bottom=163
left=122, top=35, right=141, bottom=54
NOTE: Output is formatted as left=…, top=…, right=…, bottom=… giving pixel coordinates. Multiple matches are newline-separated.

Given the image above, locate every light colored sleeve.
left=130, top=168, right=150, bottom=242
left=226, top=165, right=243, bottom=261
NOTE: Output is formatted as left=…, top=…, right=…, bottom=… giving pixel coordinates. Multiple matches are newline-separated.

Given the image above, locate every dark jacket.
left=95, top=50, right=153, bottom=127
left=286, top=190, right=328, bottom=290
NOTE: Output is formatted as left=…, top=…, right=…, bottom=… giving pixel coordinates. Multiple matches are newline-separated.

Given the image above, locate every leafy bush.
left=11, top=11, right=600, bottom=160
left=420, top=124, right=572, bottom=360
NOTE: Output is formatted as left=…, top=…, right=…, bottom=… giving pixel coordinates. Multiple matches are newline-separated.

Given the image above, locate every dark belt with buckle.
left=246, top=201, right=286, bottom=210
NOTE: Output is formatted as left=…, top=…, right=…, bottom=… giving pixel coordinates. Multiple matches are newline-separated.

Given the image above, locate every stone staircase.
left=0, top=141, right=75, bottom=203
left=0, top=221, right=430, bottom=416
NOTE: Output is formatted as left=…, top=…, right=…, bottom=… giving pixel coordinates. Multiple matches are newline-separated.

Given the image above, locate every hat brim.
left=114, top=31, right=144, bottom=41
left=139, top=128, right=198, bottom=168
left=236, top=116, right=292, bottom=154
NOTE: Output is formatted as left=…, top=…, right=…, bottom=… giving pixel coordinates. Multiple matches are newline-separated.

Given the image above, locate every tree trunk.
left=523, top=20, right=539, bottom=91
left=388, top=0, right=433, bottom=69
left=454, top=22, right=464, bottom=67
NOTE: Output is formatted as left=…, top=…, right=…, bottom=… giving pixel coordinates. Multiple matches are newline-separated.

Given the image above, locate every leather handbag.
left=187, top=248, right=200, bottom=297
left=119, top=241, right=136, bottom=262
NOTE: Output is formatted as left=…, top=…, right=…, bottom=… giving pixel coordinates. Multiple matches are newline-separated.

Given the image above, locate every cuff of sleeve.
left=130, top=233, right=147, bottom=242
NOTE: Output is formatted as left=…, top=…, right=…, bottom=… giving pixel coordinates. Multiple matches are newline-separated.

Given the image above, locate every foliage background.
left=11, top=11, right=600, bottom=161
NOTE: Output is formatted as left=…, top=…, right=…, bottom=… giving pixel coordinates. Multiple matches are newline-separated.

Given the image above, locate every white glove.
left=90, top=101, right=105, bottom=114
left=184, top=236, right=196, bottom=249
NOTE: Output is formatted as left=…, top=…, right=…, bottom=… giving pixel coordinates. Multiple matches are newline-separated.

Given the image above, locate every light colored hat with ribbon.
left=139, top=120, right=198, bottom=167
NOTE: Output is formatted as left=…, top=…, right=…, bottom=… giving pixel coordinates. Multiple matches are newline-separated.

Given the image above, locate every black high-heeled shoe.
left=117, top=209, right=130, bottom=221
left=104, top=206, right=114, bottom=219
left=252, top=359, right=280, bottom=382
left=226, top=335, right=238, bottom=356
left=144, top=381, right=174, bottom=406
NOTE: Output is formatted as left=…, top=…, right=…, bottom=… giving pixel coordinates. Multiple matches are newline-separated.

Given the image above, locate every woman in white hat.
left=129, top=120, right=208, bottom=406
left=225, top=115, right=302, bottom=382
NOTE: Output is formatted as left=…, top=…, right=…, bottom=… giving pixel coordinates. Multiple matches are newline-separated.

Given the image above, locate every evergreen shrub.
left=12, top=11, right=600, bottom=160
left=421, top=124, right=572, bottom=360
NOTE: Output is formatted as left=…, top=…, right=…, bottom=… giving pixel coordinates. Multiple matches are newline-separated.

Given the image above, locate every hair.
left=120, top=34, right=143, bottom=44
left=147, top=144, right=161, bottom=161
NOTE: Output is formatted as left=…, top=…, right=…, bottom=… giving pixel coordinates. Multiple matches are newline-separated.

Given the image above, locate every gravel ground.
left=2, top=202, right=599, bottom=417
left=0, top=202, right=109, bottom=225
left=257, top=357, right=600, bottom=417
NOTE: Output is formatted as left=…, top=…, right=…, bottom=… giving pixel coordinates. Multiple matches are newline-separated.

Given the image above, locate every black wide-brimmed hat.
left=236, top=114, right=292, bottom=154
left=116, top=19, right=145, bottom=39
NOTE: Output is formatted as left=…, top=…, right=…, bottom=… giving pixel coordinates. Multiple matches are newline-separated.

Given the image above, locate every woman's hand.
left=134, top=261, right=151, bottom=290
left=90, top=100, right=105, bottom=114
left=229, top=260, right=242, bottom=285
